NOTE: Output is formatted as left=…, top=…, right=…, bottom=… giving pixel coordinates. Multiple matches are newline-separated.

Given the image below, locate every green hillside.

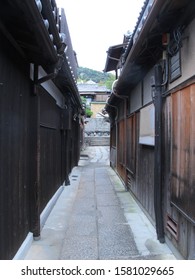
left=77, top=67, right=115, bottom=89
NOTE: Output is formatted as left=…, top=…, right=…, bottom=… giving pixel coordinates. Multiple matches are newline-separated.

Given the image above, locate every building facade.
left=0, top=0, right=83, bottom=259
left=104, top=0, right=195, bottom=259
left=78, top=81, right=110, bottom=118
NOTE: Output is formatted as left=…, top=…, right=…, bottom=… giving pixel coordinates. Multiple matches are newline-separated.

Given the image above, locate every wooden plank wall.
left=39, top=88, right=82, bottom=213
left=117, top=119, right=126, bottom=181
left=39, top=89, right=62, bottom=212
left=126, top=112, right=155, bottom=221
left=110, top=125, right=117, bottom=168
left=126, top=115, right=136, bottom=174
left=171, top=85, right=195, bottom=221
left=0, top=34, right=82, bottom=259
left=70, top=118, right=81, bottom=169
left=136, top=144, right=155, bottom=221
left=163, top=84, right=195, bottom=259
left=0, top=36, right=32, bottom=259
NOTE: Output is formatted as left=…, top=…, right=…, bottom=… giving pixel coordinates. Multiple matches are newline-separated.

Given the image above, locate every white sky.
left=56, top=0, right=145, bottom=72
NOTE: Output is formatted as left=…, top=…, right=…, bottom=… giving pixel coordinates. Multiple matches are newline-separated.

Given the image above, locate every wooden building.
left=104, top=0, right=195, bottom=259
left=0, top=0, right=83, bottom=259
left=78, top=81, right=110, bottom=118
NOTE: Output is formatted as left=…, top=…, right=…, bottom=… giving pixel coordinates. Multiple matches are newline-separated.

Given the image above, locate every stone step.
left=85, top=136, right=110, bottom=146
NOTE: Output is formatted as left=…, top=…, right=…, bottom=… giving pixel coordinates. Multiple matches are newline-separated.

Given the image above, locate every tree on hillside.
left=77, top=67, right=115, bottom=89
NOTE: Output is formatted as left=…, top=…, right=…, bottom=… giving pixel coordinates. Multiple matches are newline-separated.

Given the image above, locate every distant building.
left=78, top=81, right=111, bottom=118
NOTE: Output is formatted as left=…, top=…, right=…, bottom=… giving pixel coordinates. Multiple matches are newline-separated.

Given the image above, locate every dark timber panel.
left=163, top=85, right=195, bottom=259
left=136, top=144, right=155, bottom=221
left=39, top=88, right=62, bottom=213
left=171, top=84, right=195, bottom=222
left=0, top=31, right=82, bottom=259
left=0, top=35, right=31, bottom=259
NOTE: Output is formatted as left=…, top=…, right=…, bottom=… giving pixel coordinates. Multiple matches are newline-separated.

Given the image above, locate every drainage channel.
left=80, top=154, right=89, bottom=160
left=71, top=175, right=78, bottom=181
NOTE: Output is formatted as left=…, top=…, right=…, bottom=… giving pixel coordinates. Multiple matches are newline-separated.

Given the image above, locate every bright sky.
left=56, top=0, right=145, bottom=72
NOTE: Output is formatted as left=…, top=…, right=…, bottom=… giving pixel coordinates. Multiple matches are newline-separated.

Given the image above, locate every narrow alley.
left=24, top=146, right=176, bottom=260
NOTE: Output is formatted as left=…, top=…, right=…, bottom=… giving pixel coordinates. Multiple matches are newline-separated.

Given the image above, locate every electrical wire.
left=167, top=26, right=184, bottom=57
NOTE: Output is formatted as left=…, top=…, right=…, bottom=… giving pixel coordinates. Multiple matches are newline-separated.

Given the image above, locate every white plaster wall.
left=130, top=83, right=142, bottom=113
left=143, top=67, right=154, bottom=105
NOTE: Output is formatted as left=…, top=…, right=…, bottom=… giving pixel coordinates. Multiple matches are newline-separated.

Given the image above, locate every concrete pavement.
left=24, top=146, right=176, bottom=260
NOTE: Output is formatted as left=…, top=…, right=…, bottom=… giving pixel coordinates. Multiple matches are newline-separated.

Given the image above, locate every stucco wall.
left=143, top=67, right=154, bottom=105
left=130, top=83, right=142, bottom=113
left=91, top=102, right=106, bottom=118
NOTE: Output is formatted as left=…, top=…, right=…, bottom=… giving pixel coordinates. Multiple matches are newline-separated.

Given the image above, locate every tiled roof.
left=77, top=83, right=110, bottom=93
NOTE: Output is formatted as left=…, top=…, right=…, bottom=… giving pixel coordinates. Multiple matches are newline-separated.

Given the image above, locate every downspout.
left=106, top=101, right=118, bottom=121
left=153, top=64, right=165, bottom=243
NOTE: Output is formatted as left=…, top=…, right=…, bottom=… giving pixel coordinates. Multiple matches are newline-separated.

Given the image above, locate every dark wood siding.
left=163, top=84, right=195, bottom=259
left=171, top=84, right=195, bottom=223
left=0, top=35, right=32, bottom=259
left=117, top=119, right=126, bottom=181
left=39, top=88, right=62, bottom=212
left=126, top=115, right=136, bottom=174
left=0, top=33, right=82, bottom=259
left=114, top=107, right=155, bottom=222
left=110, top=125, right=117, bottom=168
left=136, top=144, right=155, bottom=221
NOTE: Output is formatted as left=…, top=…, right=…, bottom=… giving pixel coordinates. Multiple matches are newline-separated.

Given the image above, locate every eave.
left=0, top=0, right=60, bottom=68
left=54, top=55, right=83, bottom=111
left=103, top=44, right=125, bottom=72
left=0, top=0, right=83, bottom=110
left=115, top=0, right=195, bottom=96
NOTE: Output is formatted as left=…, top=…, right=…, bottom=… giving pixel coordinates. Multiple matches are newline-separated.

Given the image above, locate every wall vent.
left=127, top=170, right=134, bottom=190
left=166, top=214, right=178, bottom=240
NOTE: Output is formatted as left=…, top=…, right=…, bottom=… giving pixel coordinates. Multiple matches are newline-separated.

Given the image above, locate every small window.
left=169, top=50, right=181, bottom=82
left=168, top=27, right=183, bottom=82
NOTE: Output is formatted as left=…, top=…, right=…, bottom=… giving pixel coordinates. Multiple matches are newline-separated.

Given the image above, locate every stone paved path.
left=24, top=146, right=176, bottom=260
left=60, top=160, right=138, bottom=259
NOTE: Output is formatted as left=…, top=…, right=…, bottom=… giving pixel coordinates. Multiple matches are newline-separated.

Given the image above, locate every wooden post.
left=29, top=65, right=41, bottom=239
left=154, top=64, right=165, bottom=243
